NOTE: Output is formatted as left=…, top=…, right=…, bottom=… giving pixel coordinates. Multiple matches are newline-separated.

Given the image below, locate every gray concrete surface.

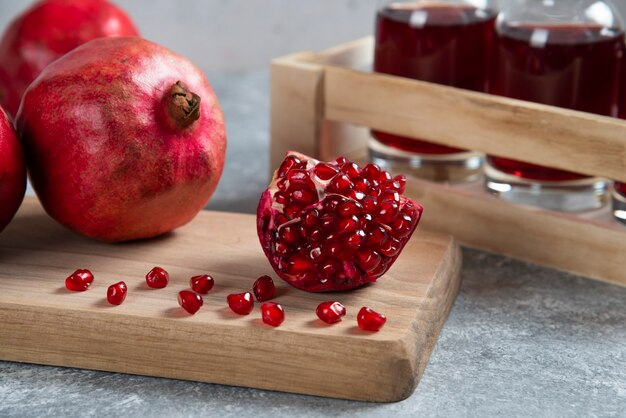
left=0, top=0, right=377, bottom=72
left=1, top=71, right=625, bottom=418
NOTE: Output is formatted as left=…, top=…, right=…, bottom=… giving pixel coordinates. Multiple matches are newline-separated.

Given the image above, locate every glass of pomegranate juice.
left=486, top=0, right=624, bottom=212
left=371, top=0, right=497, bottom=183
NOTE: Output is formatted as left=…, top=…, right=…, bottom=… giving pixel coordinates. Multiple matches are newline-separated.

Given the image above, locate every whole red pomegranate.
left=0, top=0, right=139, bottom=116
left=0, top=106, right=26, bottom=234
left=17, top=37, right=226, bottom=242
left=257, top=152, right=423, bottom=292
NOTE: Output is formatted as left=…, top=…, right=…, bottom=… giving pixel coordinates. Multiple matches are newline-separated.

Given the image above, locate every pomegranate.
left=257, top=152, right=423, bottom=292
left=0, top=107, right=26, bottom=233
left=17, top=37, right=226, bottom=242
left=0, top=0, right=140, bottom=116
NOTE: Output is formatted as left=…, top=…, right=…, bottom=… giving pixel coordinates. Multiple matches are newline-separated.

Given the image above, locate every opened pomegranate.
left=17, top=37, right=226, bottom=242
left=0, top=0, right=139, bottom=116
left=0, top=107, right=26, bottom=234
left=257, top=152, right=423, bottom=292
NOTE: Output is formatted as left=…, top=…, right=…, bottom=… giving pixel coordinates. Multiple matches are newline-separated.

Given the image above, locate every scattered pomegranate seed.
left=145, top=266, right=169, bottom=289
left=357, top=307, right=387, bottom=332
left=261, top=302, right=285, bottom=327
left=65, top=269, right=94, bottom=291
left=190, top=274, right=214, bottom=294
left=107, top=281, right=127, bottom=305
left=316, top=301, right=346, bottom=324
left=178, top=290, right=203, bottom=314
left=253, top=275, right=276, bottom=301
left=227, top=292, right=254, bottom=315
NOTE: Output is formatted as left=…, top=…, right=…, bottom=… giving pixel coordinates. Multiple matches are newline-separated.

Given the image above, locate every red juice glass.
left=486, top=0, right=624, bottom=212
left=372, top=0, right=497, bottom=183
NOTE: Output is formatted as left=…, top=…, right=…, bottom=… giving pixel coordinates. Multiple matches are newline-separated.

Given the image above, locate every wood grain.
left=0, top=197, right=461, bottom=402
left=270, top=53, right=325, bottom=176
left=312, top=38, right=626, bottom=183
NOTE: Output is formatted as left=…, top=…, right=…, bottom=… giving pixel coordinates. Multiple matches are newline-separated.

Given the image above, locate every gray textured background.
left=0, top=1, right=625, bottom=417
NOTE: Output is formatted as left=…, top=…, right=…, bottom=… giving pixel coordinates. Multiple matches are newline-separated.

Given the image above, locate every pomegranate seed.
left=290, top=188, right=316, bottom=205
left=107, top=281, right=127, bottom=305
left=227, top=292, right=254, bottom=315
left=146, top=266, right=169, bottom=289
left=362, top=163, right=381, bottom=181
left=346, top=229, right=366, bottom=248
left=274, top=191, right=287, bottom=204
left=302, top=209, right=319, bottom=227
left=380, top=237, right=402, bottom=257
left=279, top=224, right=301, bottom=244
left=354, top=177, right=370, bottom=192
left=261, top=302, right=285, bottom=327
left=394, top=175, right=407, bottom=193
left=178, top=290, right=203, bottom=314
left=356, top=250, right=382, bottom=272
left=357, top=307, right=386, bottom=331
left=366, top=224, right=388, bottom=246
left=377, top=201, right=399, bottom=223
left=313, top=163, right=338, bottom=180
left=337, top=215, right=358, bottom=233
left=316, top=301, right=346, bottom=324
left=253, top=275, right=276, bottom=301
left=287, top=169, right=310, bottom=185
left=319, top=259, right=340, bottom=277
left=340, top=162, right=360, bottom=179
left=329, top=173, right=353, bottom=192
left=278, top=155, right=300, bottom=177
left=65, top=269, right=94, bottom=291
left=190, top=274, right=214, bottom=294
left=335, top=156, right=348, bottom=165
left=338, top=200, right=361, bottom=217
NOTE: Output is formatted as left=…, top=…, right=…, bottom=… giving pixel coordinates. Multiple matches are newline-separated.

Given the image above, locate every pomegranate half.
left=17, top=37, right=226, bottom=242
left=257, top=152, right=423, bottom=292
left=0, top=106, right=26, bottom=234
left=0, top=0, right=139, bottom=117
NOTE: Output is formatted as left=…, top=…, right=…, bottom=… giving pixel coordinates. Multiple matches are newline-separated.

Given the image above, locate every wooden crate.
left=270, top=37, right=626, bottom=288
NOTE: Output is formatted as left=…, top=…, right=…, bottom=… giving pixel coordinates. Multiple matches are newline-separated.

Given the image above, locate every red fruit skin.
left=257, top=151, right=423, bottom=292
left=17, top=36, right=227, bottom=242
left=357, top=307, right=387, bottom=332
left=0, top=0, right=140, bottom=116
left=316, top=301, right=346, bottom=324
left=0, top=107, right=26, bottom=233
left=107, top=281, right=127, bottom=305
left=227, top=292, right=254, bottom=315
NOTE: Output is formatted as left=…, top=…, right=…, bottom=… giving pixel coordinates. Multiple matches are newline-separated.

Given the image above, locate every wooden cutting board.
left=0, top=197, right=461, bottom=402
